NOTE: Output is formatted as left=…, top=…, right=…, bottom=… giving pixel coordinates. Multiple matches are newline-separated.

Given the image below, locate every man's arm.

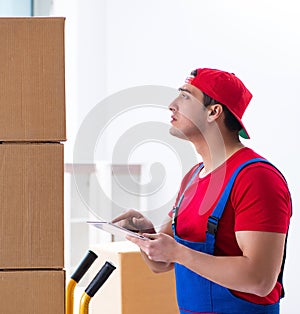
left=128, top=230, right=286, bottom=296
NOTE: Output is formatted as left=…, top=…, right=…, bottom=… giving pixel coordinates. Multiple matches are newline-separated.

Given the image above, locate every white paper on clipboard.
left=87, top=221, right=148, bottom=240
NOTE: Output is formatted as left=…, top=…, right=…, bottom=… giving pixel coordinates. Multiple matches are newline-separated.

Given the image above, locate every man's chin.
left=169, top=127, right=188, bottom=140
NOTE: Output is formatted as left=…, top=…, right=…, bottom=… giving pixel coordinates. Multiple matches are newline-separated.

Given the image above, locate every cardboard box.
left=0, top=17, right=66, bottom=141
left=89, top=242, right=179, bottom=314
left=0, top=270, right=65, bottom=314
left=0, top=143, right=64, bottom=269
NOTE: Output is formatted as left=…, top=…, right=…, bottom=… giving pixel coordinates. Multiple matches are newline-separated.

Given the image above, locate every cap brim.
left=239, top=128, right=250, bottom=139
left=231, top=112, right=250, bottom=139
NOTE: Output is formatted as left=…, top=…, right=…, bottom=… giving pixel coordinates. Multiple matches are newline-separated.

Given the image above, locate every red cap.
left=186, top=68, right=252, bottom=139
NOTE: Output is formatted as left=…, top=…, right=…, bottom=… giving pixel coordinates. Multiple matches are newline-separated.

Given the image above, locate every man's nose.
left=168, top=99, right=177, bottom=112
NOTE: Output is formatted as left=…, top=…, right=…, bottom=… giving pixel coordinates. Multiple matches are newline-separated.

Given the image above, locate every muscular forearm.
left=175, top=245, right=271, bottom=296
left=174, top=232, right=285, bottom=297
left=126, top=219, right=285, bottom=297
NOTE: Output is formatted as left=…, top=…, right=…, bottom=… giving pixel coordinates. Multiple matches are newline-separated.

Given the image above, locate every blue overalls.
left=172, top=158, right=285, bottom=314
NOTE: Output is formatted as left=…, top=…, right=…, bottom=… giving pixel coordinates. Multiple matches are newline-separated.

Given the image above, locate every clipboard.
left=87, top=221, right=148, bottom=240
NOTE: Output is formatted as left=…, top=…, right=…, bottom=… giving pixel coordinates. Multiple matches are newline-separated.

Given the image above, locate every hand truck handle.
left=79, top=261, right=116, bottom=314
left=71, top=250, right=98, bottom=283
left=66, top=250, right=98, bottom=314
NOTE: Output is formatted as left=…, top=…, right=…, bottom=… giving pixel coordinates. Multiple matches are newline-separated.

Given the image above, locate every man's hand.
left=113, top=212, right=175, bottom=273
left=127, top=232, right=179, bottom=263
left=112, top=209, right=155, bottom=233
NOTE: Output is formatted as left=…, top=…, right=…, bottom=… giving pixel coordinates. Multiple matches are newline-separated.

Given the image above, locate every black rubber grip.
left=71, top=250, right=98, bottom=283
left=85, top=261, right=116, bottom=297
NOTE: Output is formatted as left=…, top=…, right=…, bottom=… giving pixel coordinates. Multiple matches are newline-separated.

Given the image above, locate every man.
left=112, top=68, right=292, bottom=314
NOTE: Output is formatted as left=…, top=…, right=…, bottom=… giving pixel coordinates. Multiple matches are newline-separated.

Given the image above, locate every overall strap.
left=180, top=164, right=204, bottom=203
left=172, top=163, right=204, bottom=227
left=206, top=157, right=270, bottom=236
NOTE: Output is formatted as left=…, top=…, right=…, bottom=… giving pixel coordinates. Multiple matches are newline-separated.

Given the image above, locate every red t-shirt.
left=169, top=147, right=292, bottom=305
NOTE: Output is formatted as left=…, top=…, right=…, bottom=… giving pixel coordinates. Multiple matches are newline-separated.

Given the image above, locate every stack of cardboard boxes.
left=0, top=18, right=66, bottom=313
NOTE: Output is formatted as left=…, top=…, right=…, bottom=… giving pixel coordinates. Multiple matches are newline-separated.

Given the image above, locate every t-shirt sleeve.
left=231, top=164, right=292, bottom=233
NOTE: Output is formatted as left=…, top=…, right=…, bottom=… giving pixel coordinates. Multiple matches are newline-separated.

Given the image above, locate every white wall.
left=0, top=0, right=32, bottom=16
left=53, top=0, right=299, bottom=312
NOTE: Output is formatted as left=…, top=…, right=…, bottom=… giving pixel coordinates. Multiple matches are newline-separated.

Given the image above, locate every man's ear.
left=207, top=104, right=223, bottom=122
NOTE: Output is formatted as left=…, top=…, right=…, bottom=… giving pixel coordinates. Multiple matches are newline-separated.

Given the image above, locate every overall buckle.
left=207, top=216, right=219, bottom=235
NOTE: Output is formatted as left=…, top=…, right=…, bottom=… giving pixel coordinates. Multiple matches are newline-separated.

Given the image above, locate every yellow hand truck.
left=66, top=250, right=116, bottom=314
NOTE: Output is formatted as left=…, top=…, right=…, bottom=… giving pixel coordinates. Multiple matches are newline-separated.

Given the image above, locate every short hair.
left=203, top=93, right=242, bottom=132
